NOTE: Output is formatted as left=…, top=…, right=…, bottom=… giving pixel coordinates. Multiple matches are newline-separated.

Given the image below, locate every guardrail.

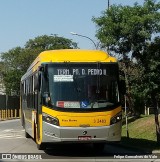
left=0, top=109, right=20, bottom=120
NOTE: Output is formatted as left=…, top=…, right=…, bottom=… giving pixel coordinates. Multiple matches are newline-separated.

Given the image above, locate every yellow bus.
left=20, top=49, right=123, bottom=150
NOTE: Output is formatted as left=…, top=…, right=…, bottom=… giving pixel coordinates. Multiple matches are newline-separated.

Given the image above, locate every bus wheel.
left=24, top=120, right=31, bottom=138
left=25, top=131, right=31, bottom=138
left=33, top=122, right=36, bottom=142
left=37, top=143, right=46, bottom=150
left=93, top=143, right=105, bottom=152
left=21, top=114, right=25, bottom=128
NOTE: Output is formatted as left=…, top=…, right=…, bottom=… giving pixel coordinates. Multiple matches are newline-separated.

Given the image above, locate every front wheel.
left=25, top=131, right=31, bottom=138
left=37, top=143, right=46, bottom=150
left=35, top=123, right=46, bottom=150
left=24, top=119, right=31, bottom=138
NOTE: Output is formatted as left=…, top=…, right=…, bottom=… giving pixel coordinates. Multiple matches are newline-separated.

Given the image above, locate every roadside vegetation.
left=121, top=115, right=159, bottom=151
left=93, top=0, right=160, bottom=144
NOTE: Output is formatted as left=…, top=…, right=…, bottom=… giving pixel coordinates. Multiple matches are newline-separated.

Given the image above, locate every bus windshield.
left=42, top=63, right=119, bottom=110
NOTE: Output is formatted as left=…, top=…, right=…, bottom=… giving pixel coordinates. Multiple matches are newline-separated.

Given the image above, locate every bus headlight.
left=42, top=113, right=59, bottom=126
left=110, top=112, right=122, bottom=125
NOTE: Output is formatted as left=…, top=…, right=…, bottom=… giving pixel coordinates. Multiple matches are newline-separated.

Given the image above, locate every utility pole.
left=125, top=94, right=129, bottom=138
left=108, top=0, right=110, bottom=9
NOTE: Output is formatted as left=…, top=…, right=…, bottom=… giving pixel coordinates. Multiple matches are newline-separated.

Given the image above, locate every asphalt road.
left=0, top=119, right=159, bottom=162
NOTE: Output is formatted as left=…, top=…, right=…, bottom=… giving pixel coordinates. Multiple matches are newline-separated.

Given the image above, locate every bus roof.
left=27, top=49, right=117, bottom=72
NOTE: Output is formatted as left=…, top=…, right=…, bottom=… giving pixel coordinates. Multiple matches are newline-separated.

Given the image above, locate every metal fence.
left=0, top=95, right=20, bottom=120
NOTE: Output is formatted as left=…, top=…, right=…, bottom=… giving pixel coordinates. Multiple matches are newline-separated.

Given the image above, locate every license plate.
left=78, top=136, right=91, bottom=140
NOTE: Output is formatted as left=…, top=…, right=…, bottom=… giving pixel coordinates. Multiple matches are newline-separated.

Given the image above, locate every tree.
left=92, top=0, right=160, bottom=115
left=119, top=59, right=144, bottom=116
left=140, top=37, right=160, bottom=143
left=93, top=0, right=160, bottom=143
left=0, top=35, right=78, bottom=95
left=92, top=0, right=160, bottom=60
left=25, top=34, right=78, bottom=50
left=1, top=47, right=24, bottom=95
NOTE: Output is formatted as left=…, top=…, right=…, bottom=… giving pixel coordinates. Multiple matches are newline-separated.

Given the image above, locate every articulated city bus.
left=20, top=49, right=124, bottom=150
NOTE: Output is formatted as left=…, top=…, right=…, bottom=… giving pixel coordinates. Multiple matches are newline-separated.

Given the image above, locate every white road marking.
left=2, top=129, right=14, bottom=132
left=0, top=129, right=25, bottom=139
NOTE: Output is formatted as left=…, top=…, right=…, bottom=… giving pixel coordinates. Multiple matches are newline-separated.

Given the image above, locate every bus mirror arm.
left=34, top=71, right=41, bottom=91
left=38, top=65, right=48, bottom=78
left=34, top=82, right=39, bottom=91
left=43, top=64, right=48, bottom=79
left=34, top=75, right=40, bottom=91
left=38, top=66, right=43, bottom=72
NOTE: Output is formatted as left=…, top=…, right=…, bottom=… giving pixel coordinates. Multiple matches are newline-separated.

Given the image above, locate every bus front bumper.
left=42, top=121, right=121, bottom=143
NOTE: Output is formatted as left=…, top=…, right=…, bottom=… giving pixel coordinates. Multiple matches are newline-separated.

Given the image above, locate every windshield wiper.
left=91, top=101, right=96, bottom=108
left=73, top=75, right=81, bottom=93
left=91, top=62, right=105, bottom=108
left=96, top=62, right=101, bottom=98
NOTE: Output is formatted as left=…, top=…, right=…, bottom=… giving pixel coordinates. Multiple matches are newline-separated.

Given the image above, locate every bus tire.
left=21, top=114, right=25, bottom=128
left=24, top=119, right=31, bottom=138
left=93, top=143, right=105, bottom=152
left=33, top=122, right=36, bottom=142
left=37, top=143, right=46, bottom=150
left=25, top=131, right=31, bottom=138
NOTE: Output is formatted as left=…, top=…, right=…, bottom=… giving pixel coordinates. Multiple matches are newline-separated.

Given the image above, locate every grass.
left=121, top=115, right=160, bottom=151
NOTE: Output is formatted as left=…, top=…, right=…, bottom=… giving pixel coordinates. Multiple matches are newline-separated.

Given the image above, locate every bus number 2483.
left=94, top=119, right=106, bottom=123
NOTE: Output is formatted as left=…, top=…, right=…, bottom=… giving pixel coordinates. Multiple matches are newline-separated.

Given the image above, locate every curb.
left=152, top=150, right=160, bottom=154
left=0, top=118, right=20, bottom=122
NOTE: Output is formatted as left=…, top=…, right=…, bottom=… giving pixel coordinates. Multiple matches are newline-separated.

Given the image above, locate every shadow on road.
left=44, top=142, right=152, bottom=158
left=121, top=136, right=160, bottom=154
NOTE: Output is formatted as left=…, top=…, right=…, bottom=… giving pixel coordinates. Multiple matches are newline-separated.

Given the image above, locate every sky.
left=0, top=0, right=144, bottom=53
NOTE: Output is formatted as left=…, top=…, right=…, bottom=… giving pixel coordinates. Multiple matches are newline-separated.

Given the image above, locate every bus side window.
left=34, top=72, right=39, bottom=91
left=24, top=82, right=25, bottom=94
left=21, top=82, right=24, bottom=94
left=33, top=72, right=39, bottom=110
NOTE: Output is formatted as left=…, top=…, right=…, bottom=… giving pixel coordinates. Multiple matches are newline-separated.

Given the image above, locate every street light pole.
left=108, top=0, right=110, bottom=9
left=70, top=32, right=97, bottom=49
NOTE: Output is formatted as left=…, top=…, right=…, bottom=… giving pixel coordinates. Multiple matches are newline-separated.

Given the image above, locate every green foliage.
left=122, top=115, right=156, bottom=141
left=0, top=35, right=78, bottom=95
left=92, top=0, right=160, bottom=58
left=93, top=0, right=160, bottom=114
left=25, top=34, right=78, bottom=50
left=141, top=37, right=160, bottom=95
left=122, top=115, right=159, bottom=151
